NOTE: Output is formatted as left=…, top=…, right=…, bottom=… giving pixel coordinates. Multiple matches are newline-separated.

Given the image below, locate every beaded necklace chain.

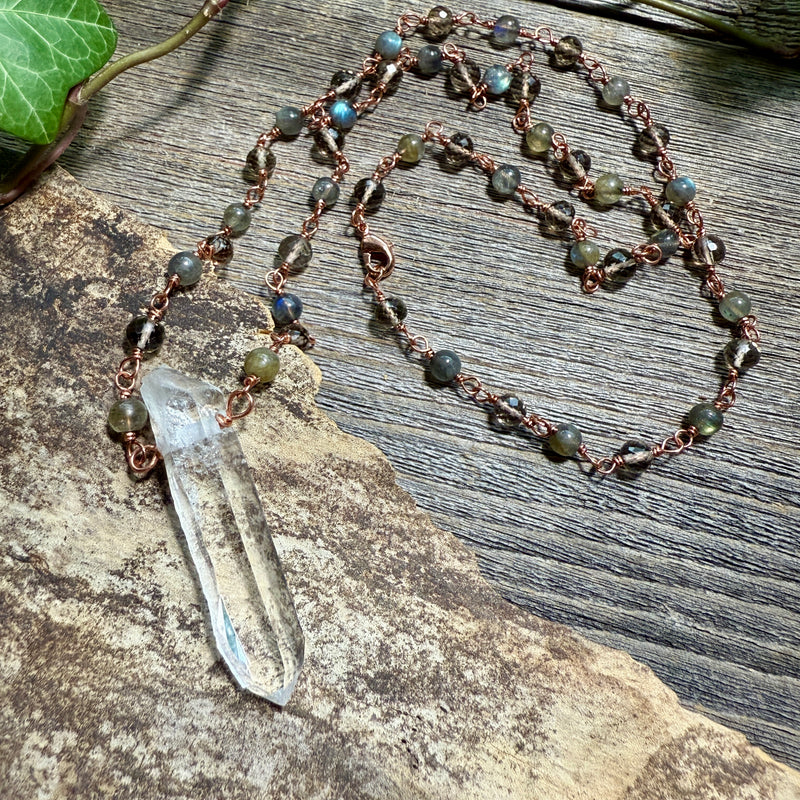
left=108, top=5, right=762, bottom=479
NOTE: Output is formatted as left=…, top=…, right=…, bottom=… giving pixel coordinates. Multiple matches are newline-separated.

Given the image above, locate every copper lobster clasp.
left=360, top=233, right=395, bottom=281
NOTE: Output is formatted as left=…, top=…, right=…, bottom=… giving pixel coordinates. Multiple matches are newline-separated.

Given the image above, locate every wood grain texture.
left=27, top=0, right=800, bottom=770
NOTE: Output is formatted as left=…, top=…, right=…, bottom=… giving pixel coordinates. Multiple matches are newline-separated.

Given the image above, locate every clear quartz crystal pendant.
left=140, top=365, right=304, bottom=705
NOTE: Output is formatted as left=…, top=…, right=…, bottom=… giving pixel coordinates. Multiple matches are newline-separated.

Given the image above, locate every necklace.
left=105, top=6, right=761, bottom=702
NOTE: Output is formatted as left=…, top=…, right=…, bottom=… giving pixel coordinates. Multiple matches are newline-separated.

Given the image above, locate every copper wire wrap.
left=216, top=375, right=260, bottom=428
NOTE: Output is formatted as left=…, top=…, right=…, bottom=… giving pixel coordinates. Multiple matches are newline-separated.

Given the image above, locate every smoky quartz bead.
left=244, top=347, right=280, bottom=383
left=277, top=234, right=313, bottom=272
left=687, top=402, right=723, bottom=436
left=448, top=58, right=481, bottom=94
left=315, top=126, right=344, bottom=156
left=491, top=395, right=527, bottom=429
left=108, top=397, right=148, bottom=434
left=560, top=150, right=591, bottom=182
left=398, top=133, right=425, bottom=164
left=636, top=123, right=670, bottom=156
left=570, top=240, right=600, bottom=268
left=223, top=203, right=252, bottom=235
left=525, top=122, right=554, bottom=155
left=724, top=339, right=760, bottom=373
left=353, top=177, right=386, bottom=212
left=417, top=44, right=443, bottom=75
left=168, top=251, right=203, bottom=286
left=375, top=296, right=408, bottom=328
left=492, top=15, right=520, bottom=47
left=126, top=315, right=164, bottom=354
left=329, top=98, right=357, bottom=131
left=484, top=64, right=512, bottom=96
left=651, top=201, right=679, bottom=231
left=275, top=106, right=303, bottom=137
left=542, top=200, right=575, bottom=233
left=593, top=172, right=624, bottom=205
left=429, top=349, right=461, bottom=384
left=444, top=132, right=474, bottom=167
left=649, top=228, right=679, bottom=260
left=425, top=5, right=453, bottom=40
left=553, top=35, right=582, bottom=68
left=491, top=164, right=521, bottom=197
left=271, top=293, right=303, bottom=327
left=603, top=248, right=636, bottom=286
left=244, top=146, right=276, bottom=181
left=693, top=234, right=726, bottom=264
left=311, top=176, right=340, bottom=206
left=617, top=440, right=653, bottom=475
left=719, top=290, right=752, bottom=323
left=375, top=30, right=402, bottom=59
left=549, top=422, right=582, bottom=457
left=203, top=233, right=234, bottom=264
left=601, top=76, right=630, bottom=107
left=330, top=69, right=362, bottom=99
left=508, top=69, right=541, bottom=105
left=375, top=60, right=403, bottom=91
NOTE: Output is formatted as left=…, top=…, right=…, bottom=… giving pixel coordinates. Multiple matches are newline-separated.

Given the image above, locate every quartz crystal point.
left=140, top=365, right=304, bottom=705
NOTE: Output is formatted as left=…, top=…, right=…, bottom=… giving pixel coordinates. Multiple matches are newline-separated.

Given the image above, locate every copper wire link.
left=216, top=375, right=260, bottom=428
left=115, top=352, right=143, bottom=397
left=124, top=433, right=161, bottom=474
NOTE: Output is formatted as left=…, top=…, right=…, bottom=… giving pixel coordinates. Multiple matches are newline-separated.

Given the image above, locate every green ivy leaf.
left=0, top=0, right=117, bottom=144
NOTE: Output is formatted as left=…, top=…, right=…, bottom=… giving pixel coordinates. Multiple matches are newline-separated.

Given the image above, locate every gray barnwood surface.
left=17, top=0, right=800, bottom=770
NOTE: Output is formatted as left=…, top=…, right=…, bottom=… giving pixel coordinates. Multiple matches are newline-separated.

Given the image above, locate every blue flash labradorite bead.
left=593, top=172, right=624, bottom=205
left=526, top=122, right=554, bottom=154
left=398, top=133, right=425, bottom=164
left=601, top=76, right=630, bottom=106
left=311, top=176, right=340, bottom=206
left=491, top=164, right=521, bottom=196
left=126, top=315, right=164, bottom=353
left=275, top=106, right=303, bottom=136
left=719, top=290, right=752, bottom=322
left=429, top=349, right=461, bottom=383
left=108, top=397, right=148, bottom=433
left=417, top=44, right=443, bottom=75
left=484, top=65, right=513, bottom=96
left=549, top=422, right=582, bottom=457
left=271, top=293, right=303, bottom=327
left=687, top=402, right=723, bottom=436
left=570, top=239, right=600, bottom=268
left=665, top=176, right=697, bottom=207
left=649, top=228, right=679, bottom=260
left=223, top=203, right=252, bottom=235
left=375, top=30, right=402, bottom=59
left=329, top=99, right=357, bottom=132
left=244, top=347, right=280, bottom=382
left=168, top=251, right=203, bottom=286
left=492, top=14, right=520, bottom=47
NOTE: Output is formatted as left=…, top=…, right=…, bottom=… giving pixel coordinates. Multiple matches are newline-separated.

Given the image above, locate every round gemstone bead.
left=353, top=177, right=386, bottom=212
left=244, top=347, right=280, bottom=382
left=637, top=123, right=671, bottom=156
left=491, top=164, right=521, bottom=197
left=330, top=70, right=362, bottom=99
left=375, top=296, right=408, bottom=328
left=724, top=339, right=760, bottom=373
left=244, top=146, right=276, bottom=181
left=275, top=106, right=303, bottom=136
left=693, top=234, right=726, bottom=264
left=492, top=15, right=520, bottom=47
left=560, top=150, right=591, bottom=182
left=525, top=122, right=554, bottom=154
left=665, top=176, right=697, bottom=207
left=168, top=251, right=203, bottom=286
left=375, top=60, right=403, bottom=90
left=448, top=58, right=481, bottom=94
left=508, top=69, right=541, bottom=104
left=277, top=234, right=313, bottom=272
left=570, top=239, right=600, bottom=268
left=549, top=422, right=582, bottom=457
left=484, top=64, right=512, bottom=95
left=553, top=35, right=582, bottom=68
left=617, top=440, right=653, bottom=475
left=329, top=98, right=357, bottom=131
left=417, top=44, right=443, bottom=75
left=649, top=228, right=679, bottom=260
left=126, top=315, right=164, bottom=353
left=375, top=30, right=403, bottom=59
left=311, top=176, right=340, bottom=206
left=651, top=201, right=679, bottom=231
left=719, top=290, right=752, bottom=322
left=444, top=132, right=474, bottom=167
left=223, top=203, right=252, bottom=235
left=314, top=126, right=345, bottom=156
left=203, top=233, right=233, bottom=264
left=603, top=248, right=636, bottom=286
left=687, top=402, right=723, bottom=436
left=601, top=76, right=630, bottom=106
left=425, top=5, right=453, bottom=40
left=271, top=293, right=303, bottom=327
left=593, top=172, right=624, bottom=205
left=108, top=398, right=148, bottom=434
left=542, top=200, right=575, bottom=233
left=492, top=395, right=527, bottom=428
left=429, top=349, right=461, bottom=383
left=398, top=133, right=425, bottom=163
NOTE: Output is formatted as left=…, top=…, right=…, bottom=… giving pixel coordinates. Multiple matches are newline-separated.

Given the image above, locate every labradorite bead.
left=448, top=58, right=481, bottom=94
left=311, top=177, right=340, bottom=206
left=203, top=233, right=233, bottom=264
left=687, top=402, right=723, bottom=436
left=560, top=150, right=591, bottom=182
left=353, top=177, right=386, bottom=212
left=649, top=228, right=679, bottom=260
left=719, top=290, right=752, bottom=323
left=665, top=176, right=697, bottom=207
left=484, top=64, right=512, bottom=96
left=375, top=30, right=403, bottom=59
left=603, top=248, right=636, bottom=285
left=277, top=234, right=313, bottom=272
left=375, top=60, right=403, bottom=90
left=553, top=35, right=582, bottom=68
left=244, top=347, right=280, bottom=382
left=444, top=132, right=474, bottom=167
left=549, top=422, right=582, bottom=456
left=593, top=172, right=624, bottom=205
left=271, top=293, right=303, bottom=327
left=275, top=106, right=303, bottom=136
left=492, top=14, right=520, bottom=47
left=525, top=122, right=554, bottom=154
left=542, top=200, right=575, bottom=232
left=126, top=315, right=164, bottom=353
left=492, top=395, right=526, bottom=428
left=398, top=133, right=425, bottom=163
left=508, top=69, right=541, bottom=104
left=244, top=146, right=276, bottom=181
left=724, top=339, right=760, bottom=373
left=108, top=397, right=148, bottom=433
left=491, top=164, right=521, bottom=197
left=168, top=251, right=203, bottom=286
left=223, top=203, right=252, bottom=234
left=637, top=123, right=670, bottom=156
left=425, top=5, right=453, bottom=40
left=330, top=70, right=362, bottom=99
left=417, top=44, right=443, bottom=75
left=570, top=239, right=600, bottom=268
left=429, top=349, right=461, bottom=383
left=601, top=76, right=630, bottom=107
left=375, top=296, right=408, bottom=327
left=693, top=234, right=726, bottom=264
left=618, top=440, right=653, bottom=475
left=329, top=99, right=357, bottom=131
